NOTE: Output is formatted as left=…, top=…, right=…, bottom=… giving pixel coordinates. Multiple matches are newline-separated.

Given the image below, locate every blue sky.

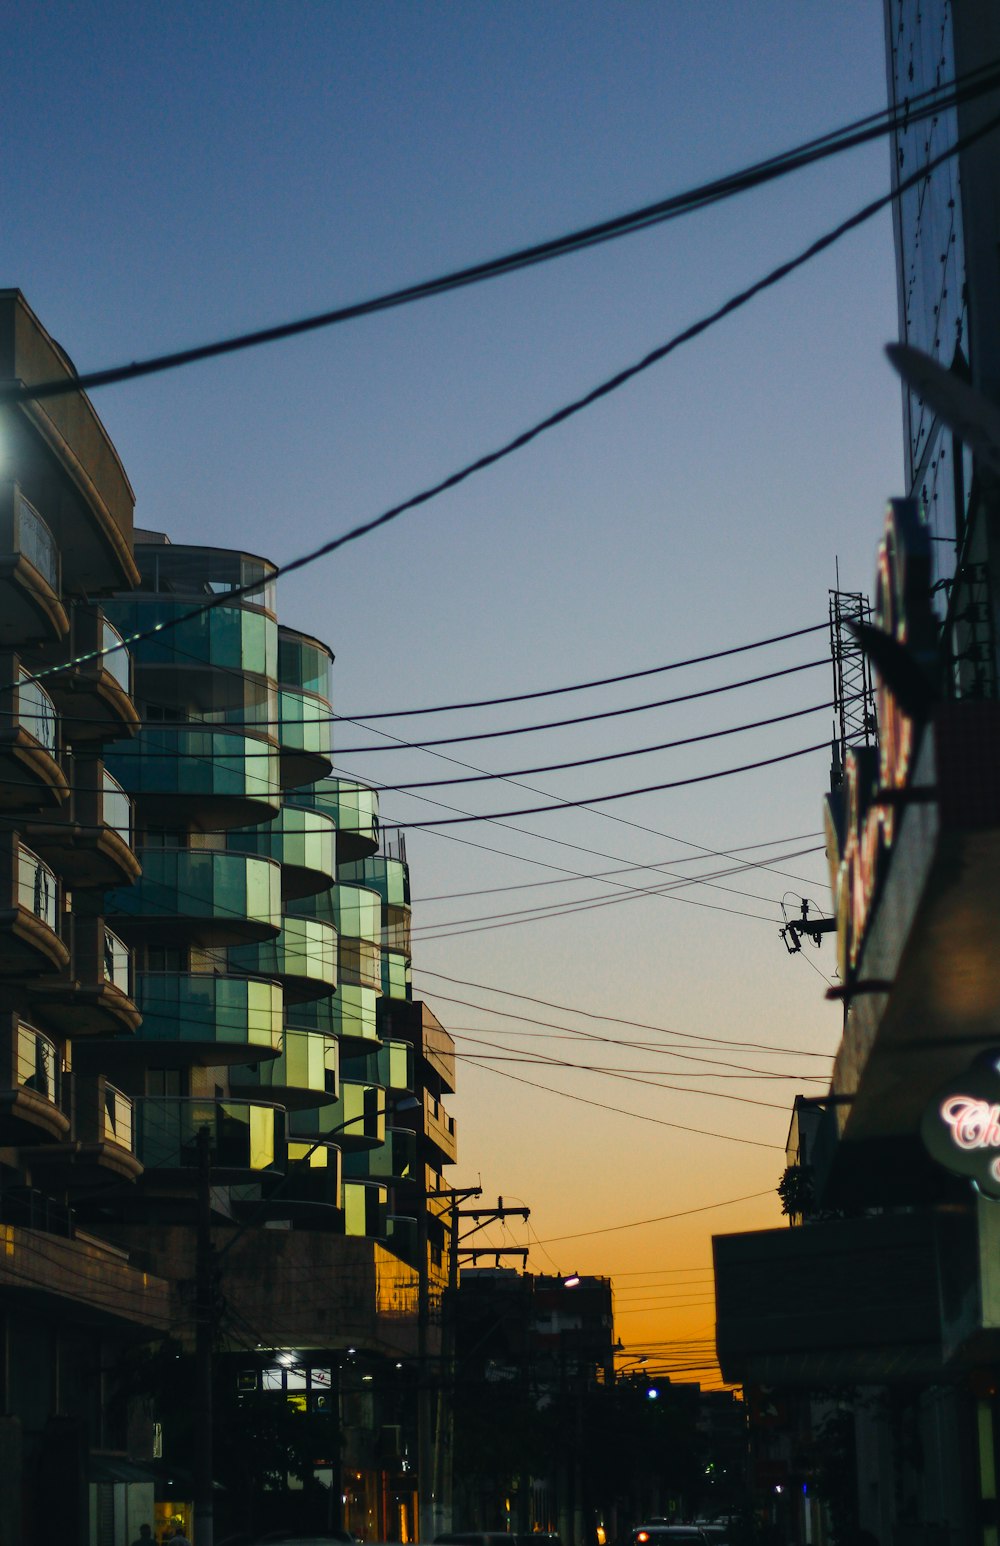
left=6, top=2, right=905, bottom=1362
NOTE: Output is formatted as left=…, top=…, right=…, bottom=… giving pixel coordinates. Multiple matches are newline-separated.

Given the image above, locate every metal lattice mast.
left=828, top=588, right=878, bottom=789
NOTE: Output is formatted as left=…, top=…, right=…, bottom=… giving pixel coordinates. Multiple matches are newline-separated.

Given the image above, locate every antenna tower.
left=828, top=588, right=878, bottom=789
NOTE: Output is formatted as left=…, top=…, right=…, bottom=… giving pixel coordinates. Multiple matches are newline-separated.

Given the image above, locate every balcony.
left=229, top=915, right=337, bottom=1001
left=133, top=542, right=277, bottom=612
left=105, top=593, right=277, bottom=721
left=230, top=1026, right=339, bottom=1110
left=28, top=1074, right=142, bottom=1189
left=424, top=1090, right=458, bottom=1164
left=106, top=726, right=281, bottom=830
left=289, top=778, right=379, bottom=863
left=288, top=1079, right=385, bottom=1151
left=0, top=664, right=67, bottom=810
left=0, top=1018, right=68, bottom=1144
left=105, top=848, right=281, bottom=947
left=344, top=1127, right=416, bottom=1184
left=381, top=949, right=411, bottom=1003
left=232, top=1140, right=342, bottom=1224
left=331, top=983, right=381, bottom=1050
left=383, top=1039, right=415, bottom=1094
left=28, top=918, right=141, bottom=1038
left=278, top=687, right=334, bottom=789
left=2, top=292, right=139, bottom=593
left=134, top=1096, right=285, bottom=1182
left=0, top=486, right=67, bottom=644
left=44, top=608, right=139, bottom=743
left=324, top=883, right=381, bottom=991
left=343, top=1179, right=388, bottom=1240
left=21, top=763, right=139, bottom=889
left=228, top=805, right=336, bottom=901
left=0, top=839, right=68, bottom=977
left=128, top=973, right=283, bottom=1067
left=338, top=854, right=411, bottom=961
left=278, top=628, right=332, bottom=700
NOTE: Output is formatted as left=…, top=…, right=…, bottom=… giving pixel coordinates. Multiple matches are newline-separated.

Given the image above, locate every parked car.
left=631, top=1528, right=709, bottom=1546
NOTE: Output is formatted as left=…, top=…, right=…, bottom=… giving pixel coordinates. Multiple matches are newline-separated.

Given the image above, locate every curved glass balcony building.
left=106, top=726, right=281, bottom=830
left=134, top=1096, right=285, bottom=1181
left=105, top=849, right=281, bottom=946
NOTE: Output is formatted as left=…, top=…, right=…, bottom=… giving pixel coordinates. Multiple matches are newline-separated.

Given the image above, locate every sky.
left=4, top=2, right=906, bottom=1386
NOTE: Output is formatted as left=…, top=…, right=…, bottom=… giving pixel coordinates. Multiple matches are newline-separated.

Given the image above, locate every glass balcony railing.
left=102, top=768, right=132, bottom=844
left=106, top=850, right=281, bottom=939
left=133, top=544, right=277, bottom=614
left=229, top=916, right=337, bottom=997
left=102, top=927, right=131, bottom=995
left=135, top=974, right=282, bottom=1052
left=228, top=806, right=336, bottom=890
left=330, top=983, right=380, bottom=1046
left=2, top=494, right=59, bottom=590
left=287, top=1079, right=385, bottom=1148
left=338, top=855, right=410, bottom=911
left=330, top=883, right=381, bottom=944
left=278, top=688, right=333, bottom=762
left=278, top=630, right=333, bottom=700
left=344, top=1127, right=416, bottom=1183
left=290, top=884, right=379, bottom=991
left=106, top=727, right=280, bottom=812
left=233, top=1027, right=338, bottom=1103
left=103, top=1083, right=134, bottom=1149
left=381, top=949, right=411, bottom=1003
left=285, top=997, right=336, bottom=1038
left=101, top=617, right=132, bottom=695
left=134, top=1096, right=284, bottom=1174
left=16, top=1023, right=60, bottom=1103
left=284, top=1140, right=341, bottom=1206
left=17, top=845, right=58, bottom=930
left=343, top=1179, right=388, bottom=1239
left=16, top=673, right=57, bottom=753
left=105, top=596, right=277, bottom=681
left=382, top=1039, right=414, bottom=1094
left=288, top=778, right=378, bottom=853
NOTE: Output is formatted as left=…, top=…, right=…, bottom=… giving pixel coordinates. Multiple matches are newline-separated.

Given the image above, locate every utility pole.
left=423, top=1185, right=483, bottom=1537
left=194, top=1125, right=215, bottom=1546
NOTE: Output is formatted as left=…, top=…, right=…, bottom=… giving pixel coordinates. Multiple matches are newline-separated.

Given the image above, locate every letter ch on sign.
left=922, top=1055, right=1000, bottom=1198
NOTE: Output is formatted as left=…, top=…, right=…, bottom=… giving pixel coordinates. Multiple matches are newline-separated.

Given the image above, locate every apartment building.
left=0, top=289, right=459, bottom=1545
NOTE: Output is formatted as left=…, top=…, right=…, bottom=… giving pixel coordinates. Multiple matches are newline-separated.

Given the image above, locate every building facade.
left=714, top=8, right=1000, bottom=1545
left=0, top=290, right=460, bottom=1546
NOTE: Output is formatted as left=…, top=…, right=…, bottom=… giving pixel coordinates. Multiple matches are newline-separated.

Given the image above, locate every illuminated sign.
left=921, top=1051, right=1000, bottom=1198
left=830, top=498, right=937, bottom=977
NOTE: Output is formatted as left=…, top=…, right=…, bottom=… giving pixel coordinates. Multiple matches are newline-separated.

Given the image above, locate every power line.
left=409, top=843, right=824, bottom=933
left=412, top=830, right=823, bottom=901
left=458, top=1059, right=784, bottom=1149
left=346, top=623, right=829, bottom=719
left=364, top=700, right=833, bottom=788
left=388, top=740, right=829, bottom=826
left=6, top=61, right=997, bottom=409
left=450, top=1030, right=827, bottom=1082
left=43, top=616, right=833, bottom=736
left=338, top=662, right=830, bottom=752
left=450, top=1041, right=801, bottom=1111
left=13, top=95, right=1000, bottom=701
left=533, top=1189, right=776, bottom=1244
left=413, top=967, right=833, bottom=1057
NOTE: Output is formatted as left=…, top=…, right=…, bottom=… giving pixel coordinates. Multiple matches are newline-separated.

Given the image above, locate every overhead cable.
left=385, top=740, right=829, bottom=826
left=4, top=58, right=999, bottom=408
left=12, top=97, right=1000, bottom=698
